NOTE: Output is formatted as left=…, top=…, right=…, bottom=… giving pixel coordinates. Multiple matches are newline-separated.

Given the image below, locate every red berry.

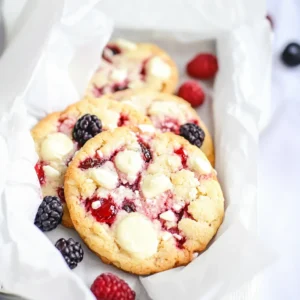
left=177, top=81, right=205, bottom=107
left=35, top=161, right=46, bottom=185
left=186, top=53, right=218, bottom=79
left=91, top=273, right=136, bottom=300
left=91, top=196, right=117, bottom=225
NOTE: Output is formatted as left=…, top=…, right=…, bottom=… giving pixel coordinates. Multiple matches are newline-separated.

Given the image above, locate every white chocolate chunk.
left=116, top=213, right=158, bottom=259
left=115, top=150, right=143, bottom=176
left=110, top=69, right=127, bottom=82
left=138, top=124, right=156, bottom=133
left=188, top=156, right=211, bottom=175
left=90, top=162, right=119, bottom=190
left=43, top=165, right=60, bottom=178
left=41, top=133, right=73, bottom=161
left=92, top=200, right=101, bottom=210
left=115, top=38, right=137, bottom=50
left=173, top=233, right=183, bottom=240
left=142, top=173, right=172, bottom=198
left=146, top=57, right=171, bottom=79
left=101, top=110, right=120, bottom=129
left=160, top=210, right=176, bottom=222
left=161, top=231, right=172, bottom=241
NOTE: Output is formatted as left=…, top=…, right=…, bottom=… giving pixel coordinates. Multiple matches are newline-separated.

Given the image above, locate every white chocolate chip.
left=91, top=200, right=101, bottom=210
left=116, top=213, right=158, bottom=259
left=173, top=233, right=183, bottom=240
left=115, top=150, right=143, bottom=177
left=142, top=173, right=173, bottom=198
left=101, top=110, right=120, bottom=128
left=146, top=57, right=171, bottom=79
left=90, top=162, right=119, bottom=190
left=138, top=124, right=156, bottom=133
left=43, top=165, right=60, bottom=178
left=160, top=210, right=176, bottom=222
left=115, top=38, right=137, bottom=50
left=110, top=69, right=127, bottom=82
left=161, top=232, right=172, bottom=241
left=173, top=203, right=183, bottom=212
left=41, top=133, right=73, bottom=161
left=188, top=156, right=211, bottom=175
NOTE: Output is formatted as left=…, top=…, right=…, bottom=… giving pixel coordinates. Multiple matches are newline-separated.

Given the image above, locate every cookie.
left=86, top=39, right=178, bottom=97
left=31, top=96, right=152, bottom=228
left=64, top=126, right=224, bottom=275
left=108, top=89, right=214, bottom=165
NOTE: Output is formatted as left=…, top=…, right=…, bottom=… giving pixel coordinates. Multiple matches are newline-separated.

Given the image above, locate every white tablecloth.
left=259, top=0, right=300, bottom=299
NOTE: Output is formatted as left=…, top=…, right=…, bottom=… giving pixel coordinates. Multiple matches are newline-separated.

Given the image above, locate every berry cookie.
left=31, top=97, right=151, bottom=228
left=86, top=39, right=178, bottom=97
left=108, top=89, right=214, bottom=165
left=64, top=127, right=224, bottom=275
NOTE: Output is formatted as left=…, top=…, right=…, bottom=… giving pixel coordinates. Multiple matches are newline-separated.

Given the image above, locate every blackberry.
left=281, top=43, right=300, bottom=67
left=139, top=142, right=152, bottom=162
left=34, top=196, right=63, bottom=232
left=55, top=238, right=84, bottom=269
left=73, top=114, right=102, bottom=146
left=179, top=123, right=205, bottom=148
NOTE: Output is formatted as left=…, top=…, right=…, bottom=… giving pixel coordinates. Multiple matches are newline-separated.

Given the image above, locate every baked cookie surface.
left=64, top=126, right=224, bottom=275
left=86, top=39, right=178, bottom=97
left=31, top=97, right=151, bottom=227
left=109, top=89, right=214, bottom=165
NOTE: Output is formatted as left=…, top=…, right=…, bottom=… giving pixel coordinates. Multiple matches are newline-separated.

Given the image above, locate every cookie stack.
left=32, top=39, right=224, bottom=275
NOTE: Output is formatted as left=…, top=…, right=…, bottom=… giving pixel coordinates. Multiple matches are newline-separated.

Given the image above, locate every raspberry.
left=180, top=123, right=205, bottom=148
left=177, top=81, right=205, bottom=107
left=186, top=53, right=218, bottom=79
left=34, top=196, right=63, bottom=232
left=55, top=238, right=84, bottom=269
left=91, top=273, right=135, bottom=300
left=73, top=114, right=102, bottom=146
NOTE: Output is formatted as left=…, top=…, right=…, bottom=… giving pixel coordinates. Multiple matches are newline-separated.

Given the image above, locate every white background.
left=259, top=0, right=300, bottom=299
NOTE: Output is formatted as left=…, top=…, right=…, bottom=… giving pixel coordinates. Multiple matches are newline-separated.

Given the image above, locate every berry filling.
left=158, top=117, right=181, bottom=134
left=117, top=114, right=130, bottom=127
left=35, top=161, right=46, bottom=185
left=174, top=147, right=188, bottom=168
left=79, top=157, right=105, bottom=170
left=86, top=195, right=117, bottom=225
left=139, top=58, right=150, bottom=81
left=57, top=187, right=66, bottom=203
left=102, top=44, right=122, bottom=63
left=57, top=117, right=76, bottom=134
